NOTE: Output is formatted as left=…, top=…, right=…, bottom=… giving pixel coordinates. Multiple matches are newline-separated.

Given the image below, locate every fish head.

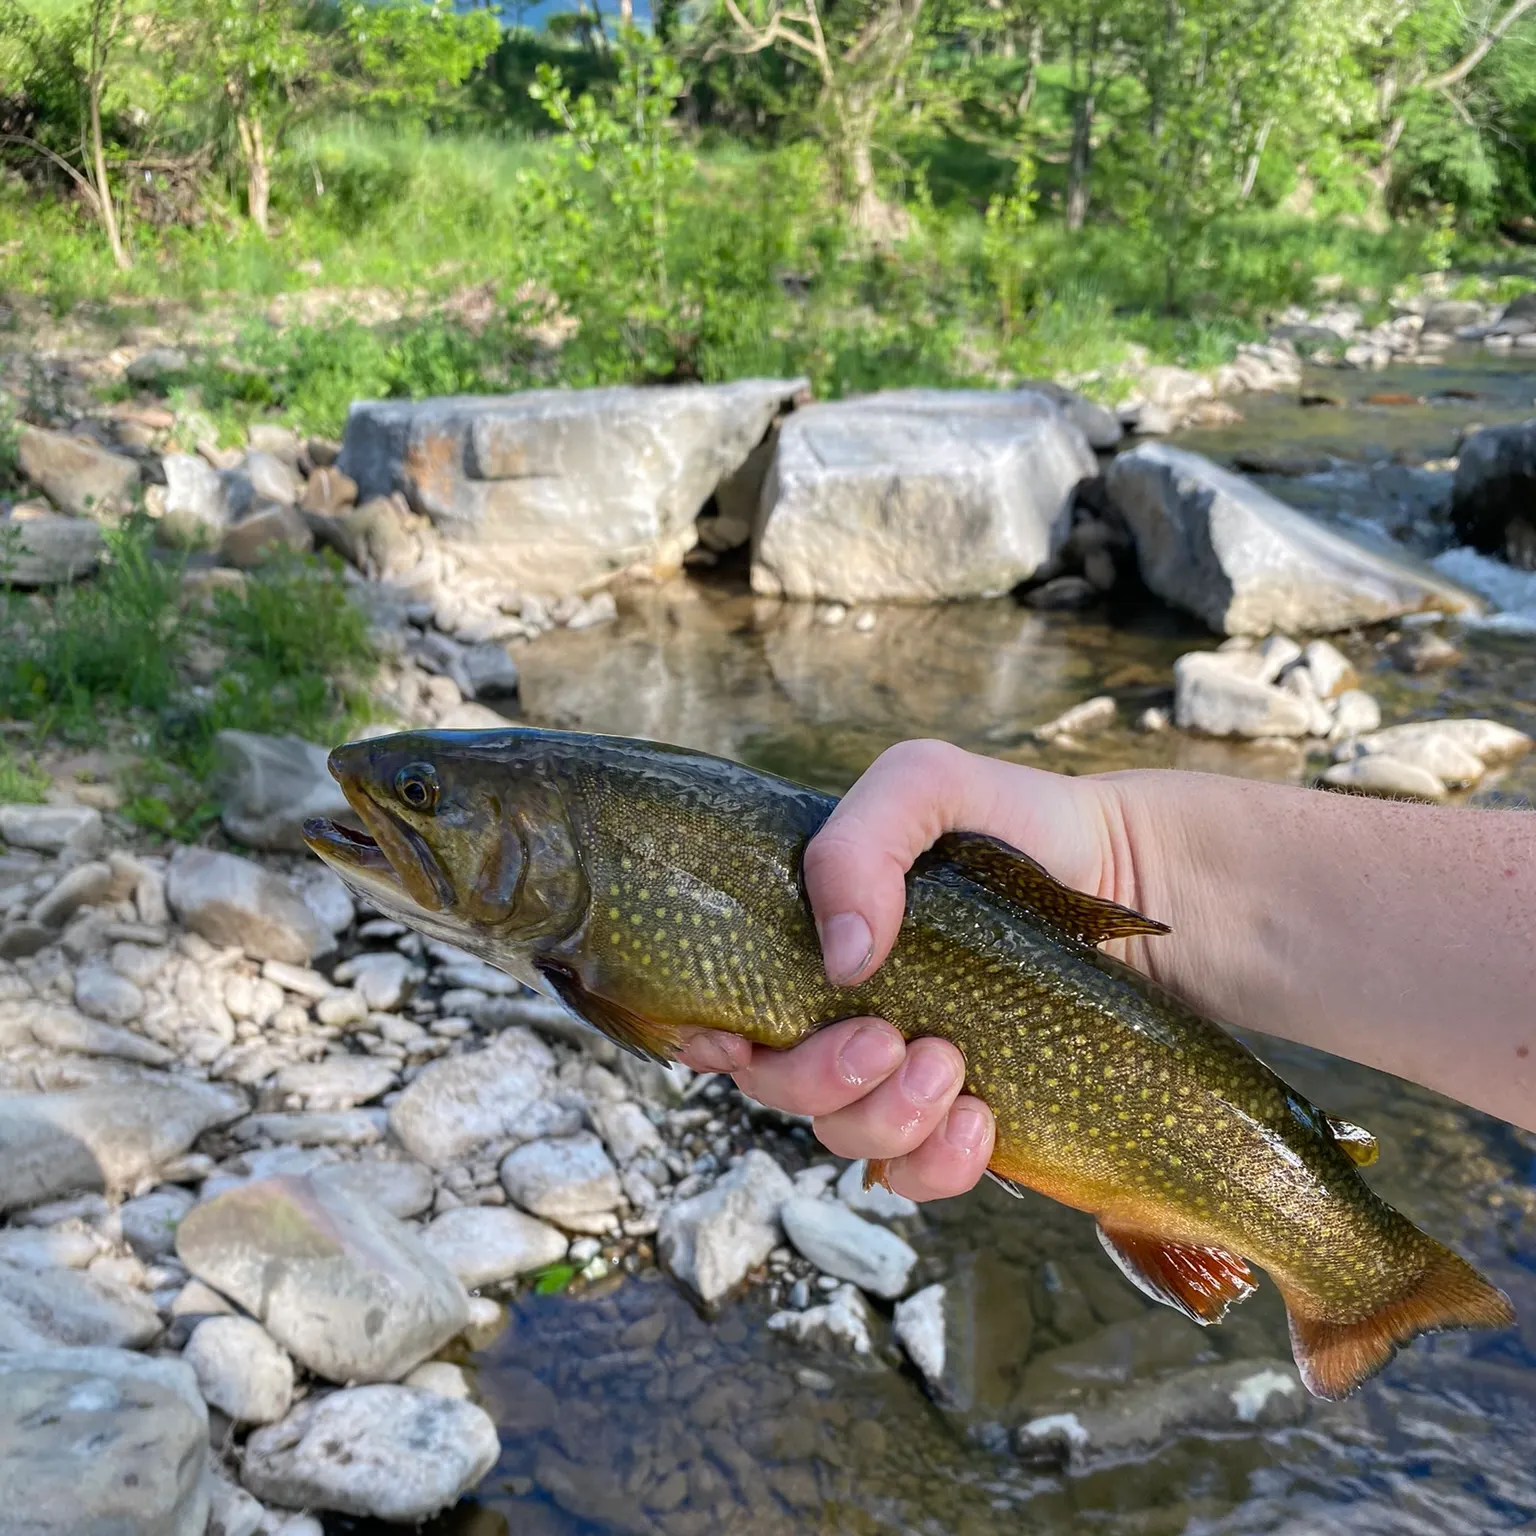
left=302, top=729, right=587, bottom=966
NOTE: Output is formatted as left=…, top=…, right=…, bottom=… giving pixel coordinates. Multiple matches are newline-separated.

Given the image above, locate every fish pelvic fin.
left=1281, top=1243, right=1515, bottom=1401
left=1324, top=1116, right=1379, bottom=1167
left=1096, top=1222, right=1257, bottom=1326
left=537, top=962, right=683, bottom=1066
left=922, top=832, right=1170, bottom=947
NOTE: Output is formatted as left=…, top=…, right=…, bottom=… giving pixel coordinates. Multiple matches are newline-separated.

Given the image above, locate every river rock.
left=1329, top=689, right=1382, bottom=741
left=184, top=1315, right=295, bottom=1424
left=167, top=846, right=328, bottom=962
left=160, top=452, right=230, bottom=542
left=388, top=1026, right=561, bottom=1170
left=1298, top=638, right=1356, bottom=697
left=312, top=1156, right=436, bottom=1219
left=119, top=1186, right=196, bottom=1259
left=1014, top=381, right=1124, bottom=449
left=207, top=1469, right=265, bottom=1536
left=272, top=1057, right=398, bottom=1111
left=0, top=1077, right=245, bottom=1212
left=299, top=465, right=358, bottom=516
left=1015, top=1359, right=1304, bottom=1466
left=17, top=425, right=140, bottom=517
left=242, top=1384, right=500, bottom=1522
left=499, top=1132, right=621, bottom=1233
left=751, top=391, right=1097, bottom=603
left=403, top=1360, right=470, bottom=1399
left=0, top=1258, right=162, bottom=1349
left=0, top=802, right=103, bottom=855
left=30, top=859, right=113, bottom=926
left=768, top=1282, right=876, bottom=1356
left=1108, top=443, right=1482, bottom=635
left=419, top=1205, right=569, bottom=1288
left=0, top=512, right=103, bottom=585
left=231, top=1110, right=384, bottom=1147
left=1347, top=718, right=1533, bottom=785
left=590, top=1097, right=663, bottom=1164
left=1173, top=651, right=1317, bottom=738
left=893, top=1283, right=947, bottom=1392
left=780, top=1195, right=917, bottom=1299
left=333, top=950, right=418, bottom=1011
left=1451, top=421, right=1536, bottom=568
left=339, top=380, right=804, bottom=594
left=70, top=960, right=146, bottom=1026
left=175, top=1174, right=470, bottom=1383
left=0, top=1348, right=208, bottom=1536
left=836, top=1160, right=919, bottom=1220
left=658, top=1148, right=793, bottom=1306
left=212, top=730, right=354, bottom=852
left=221, top=503, right=313, bottom=567
left=19, top=1001, right=170, bottom=1065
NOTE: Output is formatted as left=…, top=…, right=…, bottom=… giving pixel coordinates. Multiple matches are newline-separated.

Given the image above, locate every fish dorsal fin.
left=1096, top=1222, right=1257, bottom=1326
left=1325, top=1116, right=1378, bottom=1167
left=537, top=962, right=683, bottom=1067
left=922, top=832, right=1170, bottom=947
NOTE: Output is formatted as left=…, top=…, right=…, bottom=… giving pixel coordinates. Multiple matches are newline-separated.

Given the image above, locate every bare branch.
left=0, top=133, right=101, bottom=213
left=1420, top=0, right=1536, bottom=92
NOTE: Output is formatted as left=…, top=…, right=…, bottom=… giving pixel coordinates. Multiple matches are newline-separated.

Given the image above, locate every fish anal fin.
left=1325, top=1116, right=1379, bottom=1167
left=925, top=832, right=1170, bottom=947
left=1096, top=1222, right=1256, bottom=1326
left=537, top=962, right=683, bottom=1067
left=862, top=1158, right=893, bottom=1194
left=1281, top=1244, right=1515, bottom=1401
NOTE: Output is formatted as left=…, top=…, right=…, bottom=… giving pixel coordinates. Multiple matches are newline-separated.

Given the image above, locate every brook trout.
left=303, top=727, right=1514, bottom=1399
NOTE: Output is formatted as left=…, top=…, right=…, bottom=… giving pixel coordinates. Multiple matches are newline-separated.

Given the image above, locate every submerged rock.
left=893, top=1283, right=947, bottom=1392
left=242, top=1384, right=500, bottom=1523
left=836, top=1160, right=919, bottom=1221
left=768, top=1282, right=876, bottom=1356
left=0, top=1348, right=208, bottom=1536
left=176, top=1175, right=469, bottom=1383
left=780, top=1194, right=917, bottom=1299
left=1108, top=443, right=1482, bottom=635
left=658, top=1149, right=792, bottom=1306
left=752, top=390, right=1097, bottom=603
left=1451, top=420, right=1536, bottom=569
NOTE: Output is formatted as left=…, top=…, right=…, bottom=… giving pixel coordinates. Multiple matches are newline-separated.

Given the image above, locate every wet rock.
left=1346, top=718, right=1532, bottom=786
left=221, top=503, right=313, bottom=568
left=1109, top=443, right=1482, bottom=635
left=17, top=425, right=140, bottom=517
left=499, top=1131, right=621, bottom=1233
left=242, top=1384, right=499, bottom=1522
left=176, top=1174, right=469, bottom=1383
left=1173, top=651, right=1316, bottom=738
left=272, top=1057, right=398, bottom=1110
left=0, top=512, right=103, bottom=585
left=768, top=1282, right=875, bottom=1356
left=0, top=1077, right=245, bottom=1212
left=160, top=452, right=230, bottom=542
left=167, top=847, right=329, bottom=963
left=0, top=1348, right=208, bottom=1536
left=184, top=1315, right=295, bottom=1424
left=752, top=390, right=1097, bottom=603
left=340, top=380, right=804, bottom=594
left=836, top=1160, right=919, bottom=1220
left=780, top=1194, right=917, bottom=1299
left=893, top=1283, right=946, bottom=1390
left=213, top=730, right=354, bottom=852
left=658, top=1148, right=793, bottom=1306
left=0, top=1257, right=162, bottom=1349
left=0, top=803, right=103, bottom=855
left=389, top=1027, right=560, bottom=1170
left=1015, top=1358, right=1304, bottom=1465
left=1390, top=629, right=1462, bottom=673
left=420, top=1205, right=569, bottom=1288
left=119, top=1186, right=196, bottom=1259
left=1451, top=420, right=1536, bottom=569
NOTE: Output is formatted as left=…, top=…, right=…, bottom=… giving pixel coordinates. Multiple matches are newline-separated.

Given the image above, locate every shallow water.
left=343, top=353, right=1536, bottom=1535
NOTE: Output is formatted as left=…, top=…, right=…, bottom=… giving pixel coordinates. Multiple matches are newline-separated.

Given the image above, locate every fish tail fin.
left=1281, top=1243, right=1514, bottom=1401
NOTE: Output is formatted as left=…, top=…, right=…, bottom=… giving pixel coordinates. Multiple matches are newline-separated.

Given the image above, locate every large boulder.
left=0, top=513, right=103, bottom=585
left=751, top=390, right=1098, bottom=603
left=17, top=426, right=140, bottom=518
left=176, top=1174, right=469, bottom=1384
left=1107, top=443, right=1482, bottom=635
left=1451, top=420, right=1536, bottom=570
left=337, top=380, right=805, bottom=594
left=0, top=1348, right=208, bottom=1536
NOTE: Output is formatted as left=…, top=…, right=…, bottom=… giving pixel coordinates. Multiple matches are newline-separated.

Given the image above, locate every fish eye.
left=394, top=764, right=439, bottom=813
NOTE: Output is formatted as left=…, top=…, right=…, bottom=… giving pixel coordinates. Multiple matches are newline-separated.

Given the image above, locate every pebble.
left=230, top=1110, right=384, bottom=1147
left=71, top=961, right=146, bottom=1024
left=32, top=861, right=114, bottom=927
left=0, top=1259, right=162, bottom=1350
left=1328, top=689, right=1382, bottom=740
left=780, top=1195, right=918, bottom=1300
left=334, top=951, right=417, bottom=1011
left=260, top=960, right=332, bottom=999
left=1391, top=630, right=1462, bottom=673
left=119, top=1186, right=197, bottom=1259
left=402, top=1361, right=471, bottom=1400
left=499, top=1132, right=622, bottom=1233
left=184, top=1315, right=295, bottom=1424
left=1034, top=695, right=1116, bottom=742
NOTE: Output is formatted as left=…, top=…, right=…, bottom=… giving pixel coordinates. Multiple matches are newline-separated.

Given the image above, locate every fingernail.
left=837, top=1021, right=902, bottom=1085
left=821, top=911, right=874, bottom=985
left=945, top=1105, right=988, bottom=1154
left=902, top=1044, right=960, bottom=1105
left=683, top=1031, right=745, bottom=1073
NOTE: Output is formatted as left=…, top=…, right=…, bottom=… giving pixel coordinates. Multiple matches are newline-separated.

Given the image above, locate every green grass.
left=0, top=517, right=378, bottom=836
left=0, top=745, right=49, bottom=804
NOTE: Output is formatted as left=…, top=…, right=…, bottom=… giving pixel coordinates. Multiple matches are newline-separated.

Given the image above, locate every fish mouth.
left=302, top=751, right=456, bottom=914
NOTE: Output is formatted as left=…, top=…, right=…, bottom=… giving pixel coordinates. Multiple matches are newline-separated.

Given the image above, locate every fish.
left=303, top=726, right=1515, bottom=1399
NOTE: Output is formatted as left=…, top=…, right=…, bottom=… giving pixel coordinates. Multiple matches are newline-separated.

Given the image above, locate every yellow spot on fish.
left=608, top=907, right=620, bottom=921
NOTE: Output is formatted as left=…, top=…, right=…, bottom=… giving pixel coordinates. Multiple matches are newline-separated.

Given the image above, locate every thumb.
left=803, top=739, right=1009, bottom=986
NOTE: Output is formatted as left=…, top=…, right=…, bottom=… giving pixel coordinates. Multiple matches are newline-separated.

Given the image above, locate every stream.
left=343, top=348, right=1536, bottom=1535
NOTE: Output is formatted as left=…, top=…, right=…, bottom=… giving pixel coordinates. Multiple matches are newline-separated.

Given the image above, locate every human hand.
left=678, top=740, right=1143, bottom=1200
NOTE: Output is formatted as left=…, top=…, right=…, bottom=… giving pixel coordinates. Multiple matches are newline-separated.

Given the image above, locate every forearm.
left=1103, top=771, right=1536, bottom=1132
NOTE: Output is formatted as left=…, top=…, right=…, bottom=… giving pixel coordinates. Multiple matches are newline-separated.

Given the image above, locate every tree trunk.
left=1065, top=87, right=1095, bottom=231
left=235, top=113, right=271, bottom=236
left=87, top=68, right=128, bottom=269
left=1240, top=116, right=1274, bottom=202
left=1015, top=22, right=1043, bottom=118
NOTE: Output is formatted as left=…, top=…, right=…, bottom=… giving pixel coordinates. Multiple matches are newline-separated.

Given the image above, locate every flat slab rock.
left=751, top=390, right=1098, bottom=603
left=0, top=1347, right=208, bottom=1536
left=1108, top=443, right=1483, bottom=635
left=176, top=1173, right=469, bottom=1384
left=242, top=1384, right=500, bottom=1523
left=338, top=380, right=805, bottom=594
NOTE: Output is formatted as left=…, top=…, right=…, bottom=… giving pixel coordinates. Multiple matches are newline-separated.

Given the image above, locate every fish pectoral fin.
left=923, top=832, right=1170, bottom=947
left=1324, top=1116, right=1379, bottom=1167
left=536, top=962, right=683, bottom=1067
left=1095, top=1222, right=1257, bottom=1326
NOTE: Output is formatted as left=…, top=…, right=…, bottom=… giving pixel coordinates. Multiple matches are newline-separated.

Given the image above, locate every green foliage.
left=982, top=152, right=1039, bottom=338
left=0, top=745, right=49, bottom=804
left=532, top=1263, right=578, bottom=1294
